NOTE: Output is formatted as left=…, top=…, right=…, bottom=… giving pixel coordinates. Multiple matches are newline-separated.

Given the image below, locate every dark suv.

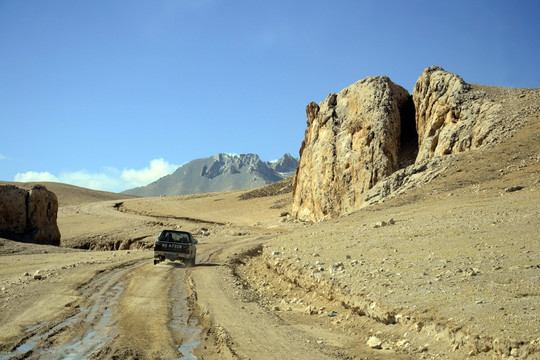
left=153, top=230, right=197, bottom=267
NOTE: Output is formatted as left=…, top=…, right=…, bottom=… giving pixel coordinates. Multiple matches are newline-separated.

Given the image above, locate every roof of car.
left=160, top=230, right=191, bottom=234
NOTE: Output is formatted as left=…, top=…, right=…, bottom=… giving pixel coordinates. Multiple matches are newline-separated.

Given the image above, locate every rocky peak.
left=124, top=153, right=299, bottom=197
left=270, top=153, right=298, bottom=173
left=201, top=153, right=264, bottom=179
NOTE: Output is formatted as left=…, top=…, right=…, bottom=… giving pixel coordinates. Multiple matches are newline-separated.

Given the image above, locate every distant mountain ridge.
left=122, top=153, right=298, bottom=197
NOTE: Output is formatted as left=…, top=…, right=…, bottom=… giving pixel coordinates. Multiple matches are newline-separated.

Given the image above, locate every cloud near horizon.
left=14, top=158, right=178, bottom=193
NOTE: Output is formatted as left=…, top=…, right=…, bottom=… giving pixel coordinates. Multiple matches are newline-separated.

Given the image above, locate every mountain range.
left=122, top=153, right=298, bottom=197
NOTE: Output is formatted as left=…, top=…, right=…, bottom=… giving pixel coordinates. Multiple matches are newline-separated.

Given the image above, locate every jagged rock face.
left=0, top=184, right=60, bottom=245
left=201, top=154, right=276, bottom=180
left=413, top=66, right=501, bottom=162
left=292, top=76, right=411, bottom=221
left=271, top=153, right=298, bottom=173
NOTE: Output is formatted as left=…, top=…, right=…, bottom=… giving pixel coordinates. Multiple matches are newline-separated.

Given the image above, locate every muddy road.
left=0, top=257, right=198, bottom=360
left=0, top=236, right=367, bottom=360
left=4, top=190, right=362, bottom=360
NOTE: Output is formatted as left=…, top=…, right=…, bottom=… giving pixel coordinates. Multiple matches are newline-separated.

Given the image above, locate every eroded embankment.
left=235, top=247, right=540, bottom=359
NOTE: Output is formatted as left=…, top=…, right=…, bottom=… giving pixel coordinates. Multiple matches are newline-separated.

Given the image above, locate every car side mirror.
left=193, top=239, right=198, bottom=244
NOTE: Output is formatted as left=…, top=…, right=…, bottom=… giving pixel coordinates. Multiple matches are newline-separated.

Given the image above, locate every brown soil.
left=0, top=89, right=539, bottom=359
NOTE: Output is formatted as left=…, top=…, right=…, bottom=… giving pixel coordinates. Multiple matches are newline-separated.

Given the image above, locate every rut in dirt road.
left=1, top=260, right=199, bottom=360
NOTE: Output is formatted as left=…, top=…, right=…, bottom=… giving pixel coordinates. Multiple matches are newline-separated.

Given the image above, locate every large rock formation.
left=292, top=76, right=412, bottom=221
left=0, top=184, right=60, bottom=245
left=292, top=66, right=526, bottom=222
left=413, top=66, right=502, bottom=162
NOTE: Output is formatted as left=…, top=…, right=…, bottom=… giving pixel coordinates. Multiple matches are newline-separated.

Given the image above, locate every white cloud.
left=59, top=170, right=122, bottom=192
left=121, top=158, right=178, bottom=188
left=0, top=154, right=5, bottom=160
left=13, top=159, right=178, bottom=193
left=14, top=171, right=59, bottom=182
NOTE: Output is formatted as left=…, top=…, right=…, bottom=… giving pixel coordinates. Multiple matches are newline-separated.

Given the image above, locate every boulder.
left=0, top=184, right=60, bottom=245
left=413, top=66, right=501, bottom=162
left=367, top=336, right=383, bottom=349
left=292, top=76, right=411, bottom=221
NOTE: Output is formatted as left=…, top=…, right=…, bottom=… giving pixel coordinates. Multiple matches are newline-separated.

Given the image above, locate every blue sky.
left=1, top=0, right=539, bottom=192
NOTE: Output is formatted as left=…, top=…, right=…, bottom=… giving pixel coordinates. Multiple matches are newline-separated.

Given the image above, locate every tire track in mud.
left=1, top=260, right=199, bottom=360
left=0, top=261, right=145, bottom=360
left=90, top=261, right=199, bottom=359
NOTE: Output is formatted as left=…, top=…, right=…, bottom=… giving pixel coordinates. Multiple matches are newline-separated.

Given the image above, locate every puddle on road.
left=39, top=280, right=124, bottom=359
left=0, top=341, right=36, bottom=360
left=170, top=275, right=200, bottom=360
left=0, top=264, right=136, bottom=360
left=0, top=262, right=201, bottom=360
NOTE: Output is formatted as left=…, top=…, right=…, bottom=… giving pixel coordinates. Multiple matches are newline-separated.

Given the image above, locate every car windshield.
left=160, top=231, right=191, bottom=243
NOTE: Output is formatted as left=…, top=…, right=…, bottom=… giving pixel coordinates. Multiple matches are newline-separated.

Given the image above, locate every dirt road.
left=1, top=209, right=410, bottom=360
left=0, top=253, right=197, bottom=360
left=0, top=235, right=392, bottom=360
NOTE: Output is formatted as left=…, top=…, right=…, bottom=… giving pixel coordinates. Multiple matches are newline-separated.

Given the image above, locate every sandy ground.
left=0, top=108, right=539, bottom=358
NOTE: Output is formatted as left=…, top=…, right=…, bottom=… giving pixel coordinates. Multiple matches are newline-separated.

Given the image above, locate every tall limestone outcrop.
left=292, top=66, right=519, bottom=221
left=0, top=184, right=61, bottom=245
left=413, top=66, right=502, bottom=162
left=292, top=76, right=412, bottom=221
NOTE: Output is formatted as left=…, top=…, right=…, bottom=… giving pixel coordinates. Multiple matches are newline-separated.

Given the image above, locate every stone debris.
left=327, top=311, right=338, bottom=318
left=33, top=270, right=43, bottom=280
left=367, top=336, right=383, bottom=349
left=505, top=185, right=524, bottom=192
